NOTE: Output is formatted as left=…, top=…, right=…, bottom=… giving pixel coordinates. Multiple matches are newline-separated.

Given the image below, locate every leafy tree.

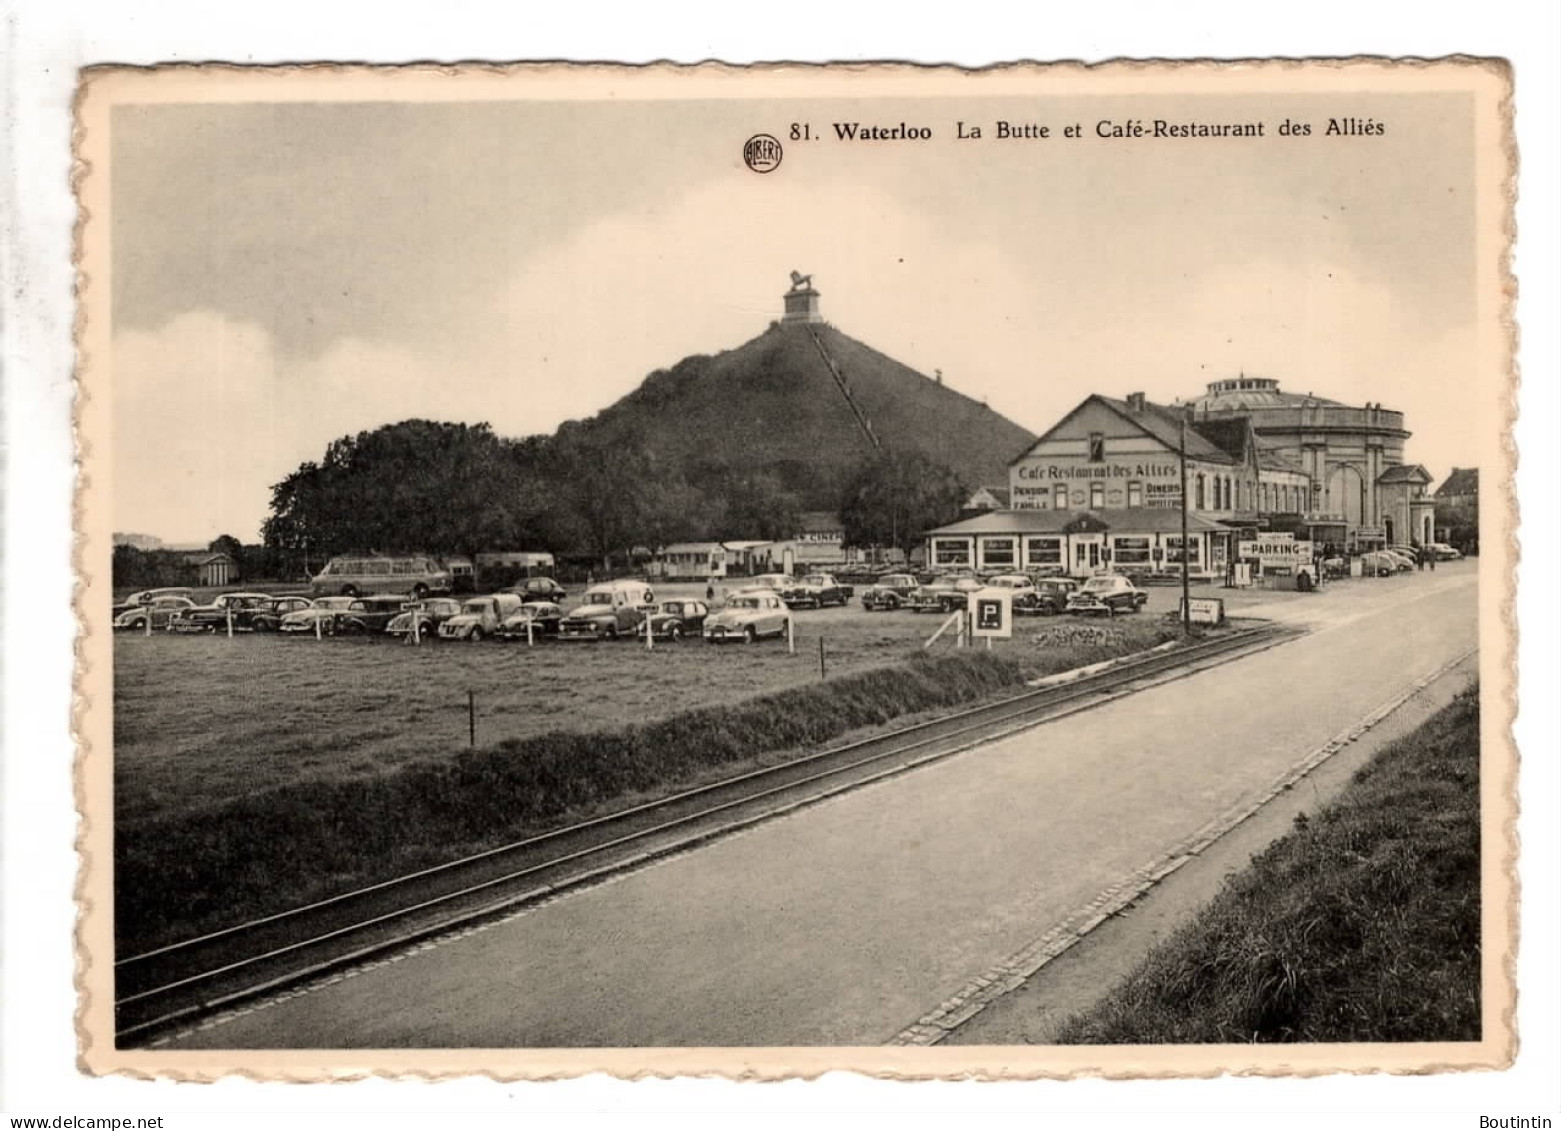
left=839, top=449, right=966, bottom=557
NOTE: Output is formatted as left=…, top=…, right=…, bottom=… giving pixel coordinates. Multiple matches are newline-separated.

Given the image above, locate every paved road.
left=167, top=563, right=1478, bottom=1049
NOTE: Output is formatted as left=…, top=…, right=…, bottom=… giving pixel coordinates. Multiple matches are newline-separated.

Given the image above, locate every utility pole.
left=1180, top=413, right=1192, bottom=636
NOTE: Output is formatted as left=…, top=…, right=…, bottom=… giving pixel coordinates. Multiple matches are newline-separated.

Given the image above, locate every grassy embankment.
left=1058, top=684, right=1482, bottom=1044
left=117, top=621, right=1178, bottom=953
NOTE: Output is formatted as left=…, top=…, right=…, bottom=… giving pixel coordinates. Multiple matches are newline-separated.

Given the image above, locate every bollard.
left=315, top=614, right=323, bottom=641
left=226, top=607, right=234, bottom=639
left=144, top=609, right=152, bottom=638
left=526, top=617, right=534, bottom=647
left=645, top=613, right=653, bottom=651
left=787, top=615, right=795, bottom=654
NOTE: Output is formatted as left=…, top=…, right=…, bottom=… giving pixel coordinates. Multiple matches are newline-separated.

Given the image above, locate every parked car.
left=1358, top=551, right=1401, bottom=578
left=983, top=574, right=1039, bottom=599
left=507, top=576, right=567, bottom=603
left=703, top=590, right=790, bottom=644
left=779, top=572, right=854, bottom=609
left=248, top=595, right=315, bottom=632
left=860, top=573, right=921, bottom=611
left=169, top=592, right=275, bottom=633
left=278, top=596, right=360, bottom=635
left=112, top=587, right=195, bottom=619
left=743, top=573, right=791, bottom=592
left=495, top=601, right=566, bottom=641
left=644, top=599, right=710, bottom=641
left=559, top=580, right=656, bottom=641
left=1015, top=577, right=1078, bottom=616
left=386, top=597, right=464, bottom=641
left=437, top=593, right=525, bottom=642
left=1379, top=549, right=1417, bottom=573
left=1428, top=542, right=1463, bottom=561
left=1065, top=575, right=1148, bottom=616
left=906, top=576, right=984, bottom=613
left=112, top=595, right=196, bottom=631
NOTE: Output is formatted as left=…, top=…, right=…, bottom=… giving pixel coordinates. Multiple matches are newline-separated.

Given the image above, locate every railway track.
left=115, top=621, right=1301, bottom=1045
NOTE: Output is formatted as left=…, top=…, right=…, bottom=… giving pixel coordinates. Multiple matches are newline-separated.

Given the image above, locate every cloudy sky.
left=108, top=85, right=1481, bottom=544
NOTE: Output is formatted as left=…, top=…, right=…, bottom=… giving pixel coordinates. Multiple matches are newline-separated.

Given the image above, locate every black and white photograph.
left=72, top=60, right=1514, bottom=1079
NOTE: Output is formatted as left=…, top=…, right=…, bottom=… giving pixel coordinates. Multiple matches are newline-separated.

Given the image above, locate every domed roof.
left=1188, top=376, right=1345, bottom=412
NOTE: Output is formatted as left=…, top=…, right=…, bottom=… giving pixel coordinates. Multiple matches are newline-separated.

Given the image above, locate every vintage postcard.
left=74, top=60, right=1515, bottom=1079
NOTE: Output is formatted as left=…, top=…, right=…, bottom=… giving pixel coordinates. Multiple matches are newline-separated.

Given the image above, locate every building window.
left=1127, top=481, right=1144, bottom=508
left=1025, top=537, right=1063, bottom=565
left=1165, top=535, right=1201, bottom=564
left=1090, top=482, right=1106, bottom=510
left=980, top=538, right=1016, bottom=569
left=1054, top=483, right=1068, bottom=510
left=1195, top=474, right=1206, bottom=510
left=1112, top=536, right=1151, bottom=565
left=933, top=539, right=971, bottom=566
left=1088, top=432, right=1106, bottom=462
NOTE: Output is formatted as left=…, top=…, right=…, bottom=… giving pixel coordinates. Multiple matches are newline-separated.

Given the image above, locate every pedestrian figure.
left=1416, top=547, right=1426, bottom=572
left=705, top=582, right=714, bottom=602
left=1429, top=548, right=1437, bottom=571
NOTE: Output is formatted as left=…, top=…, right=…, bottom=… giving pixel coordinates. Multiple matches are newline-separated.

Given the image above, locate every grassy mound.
left=1058, top=684, right=1482, bottom=1044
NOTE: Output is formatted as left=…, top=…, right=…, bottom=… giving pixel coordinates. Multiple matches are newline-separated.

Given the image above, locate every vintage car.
left=278, top=596, right=360, bottom=634
left=1015, top=577, right=1078, bottom=616
left=905, top=576, right=985, bottom=613
left=1065, top=574, right=1149, bottom=616
left=743, top=573, right=791, bottom=592
left=644, top=598, right=710, bottom=641
left=111, top=586, right=196, bottom=619
left=437, top=593, right=525, bottom=642
left=247, top=595, right=315, bottom=632
left=168, top=591, right=276, bottom=633
left=859, top=573, right=920, bottom=611
left=385, top=597, right=464, bottom=641
left=1379, top=549, right=1417, bottom=573
left=495, top=601, right=566, bottom=641
left=112, top=595, right=196, bottom=631
left=507, top=576, right=567, bottom=603
left=703, top=590, right=790, bottom=644
left=1357, top=551, right=1401, bottom=578
left=778, top=572, right=854, bottom=609
left=557, top=581, right=656, bottom=641
left=1427, top=542, right=1464, bottom=561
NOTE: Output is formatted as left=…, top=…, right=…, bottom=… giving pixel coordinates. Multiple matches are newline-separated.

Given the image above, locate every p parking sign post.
left=970, top=589, right=1013, bottom=647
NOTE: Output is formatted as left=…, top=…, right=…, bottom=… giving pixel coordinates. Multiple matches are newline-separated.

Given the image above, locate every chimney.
left=1126, top=391, right=1147, bottom=412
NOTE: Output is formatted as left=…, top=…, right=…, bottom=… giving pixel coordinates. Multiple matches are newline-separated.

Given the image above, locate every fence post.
left=468, top=690, right=476, bottom=748
left=645, top=612, right=653, bottom=651
left=144, top=609, right=152, bottom=638
left=818, top=636, right=826, bottom=680
left=787, top=615, right=795, bottom=654
left=315, top=614, right=323, bottom=642
left=527, top=617, right=534, bottom=647
left=226, top=607, right=234, bottom=639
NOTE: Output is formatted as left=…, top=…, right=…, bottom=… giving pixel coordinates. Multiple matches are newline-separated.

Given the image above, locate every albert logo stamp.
left=743, top=133, right=783, bottom=173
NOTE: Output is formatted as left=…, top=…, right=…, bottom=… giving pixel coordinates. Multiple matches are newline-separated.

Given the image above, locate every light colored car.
left=559, top=581, right=657, bottom=640
left=1427, top=542, right=1463, bottom=561
left=703, top=590, right=790, bottom=644
left=743, top=573, right=791, bottom=592
left=1065, top=574, right=1148, bottom=616
left=112, top=587, right=196, bottom=619
left=278, top=596, right=359, bottom=634
left=906, top=576, right=984, bottom=613
left=438, top=594, right=525, bottom=642
left=112, top=595, right=196, bottom=631
left=386, top=597, right=464, bottom=641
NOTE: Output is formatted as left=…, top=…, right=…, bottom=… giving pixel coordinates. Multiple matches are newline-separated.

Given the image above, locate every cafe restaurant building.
left=921, top=391, right=1314, bottom=579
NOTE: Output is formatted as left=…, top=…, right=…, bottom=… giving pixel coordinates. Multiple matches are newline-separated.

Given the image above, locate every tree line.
left=117, top=419, right=970, bottom=587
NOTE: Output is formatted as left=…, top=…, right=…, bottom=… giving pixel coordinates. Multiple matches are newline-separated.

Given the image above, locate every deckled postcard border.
left=72, top=57, right=1517, bottom=1080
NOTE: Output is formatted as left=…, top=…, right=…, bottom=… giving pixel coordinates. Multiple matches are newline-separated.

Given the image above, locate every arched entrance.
left=1326, top=464, right=1367, bottom=527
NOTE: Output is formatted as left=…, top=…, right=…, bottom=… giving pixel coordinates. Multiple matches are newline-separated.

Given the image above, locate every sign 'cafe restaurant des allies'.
left=923, top=390, right=1317, bottom=581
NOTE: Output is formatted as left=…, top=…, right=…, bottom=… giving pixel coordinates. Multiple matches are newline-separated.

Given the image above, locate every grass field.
left=1056, top=683, right=1481, bottom=1044
left=113, top=592, right=1173, bottom=826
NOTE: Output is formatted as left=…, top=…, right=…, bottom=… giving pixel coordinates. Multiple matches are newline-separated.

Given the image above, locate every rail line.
left=115, top=621, right=1301, bottom=1044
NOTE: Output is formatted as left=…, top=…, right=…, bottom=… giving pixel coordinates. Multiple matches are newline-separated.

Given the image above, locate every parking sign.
left=970, top=589, right=1012, bottom=639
